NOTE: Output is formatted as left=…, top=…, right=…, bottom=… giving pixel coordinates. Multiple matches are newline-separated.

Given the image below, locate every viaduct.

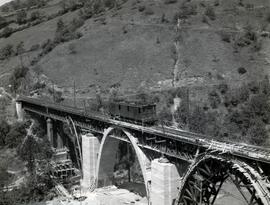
left=16, top=96, right=270, bottom=205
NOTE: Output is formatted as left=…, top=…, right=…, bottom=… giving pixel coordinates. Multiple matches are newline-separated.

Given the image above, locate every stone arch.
left=175, top=155, right=270, bottom=205
left=96, top=127, right=151, bottom=195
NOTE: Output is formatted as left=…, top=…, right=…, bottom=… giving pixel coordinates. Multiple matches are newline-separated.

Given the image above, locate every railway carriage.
left=108, top=101, right=157, bottom=125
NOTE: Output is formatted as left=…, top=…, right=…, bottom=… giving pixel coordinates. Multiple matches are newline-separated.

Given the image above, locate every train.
left=108, top=101, right=157, bottom=125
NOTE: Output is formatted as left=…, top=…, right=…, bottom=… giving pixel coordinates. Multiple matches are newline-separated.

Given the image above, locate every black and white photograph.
left=0, top=0, right=270, bottom=204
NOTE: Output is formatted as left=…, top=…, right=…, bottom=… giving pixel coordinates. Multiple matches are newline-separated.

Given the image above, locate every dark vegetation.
left=0, top=117, right=54, bottom=204
left=204, top=6, right=216, bottom=21
left=174, top=2, right=197, bottom=21
left=1, top=0, right=47, bottom=13
left=8, top=66, right=29, bottom=93
left=170, top=78, right=270, bottom=146
left=107, top=78, right=270, bottom=146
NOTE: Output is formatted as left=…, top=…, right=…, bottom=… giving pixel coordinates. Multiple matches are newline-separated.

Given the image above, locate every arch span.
left=96, top=127, right=151, bottom=195
left=175, top=155, right=270, bottom=205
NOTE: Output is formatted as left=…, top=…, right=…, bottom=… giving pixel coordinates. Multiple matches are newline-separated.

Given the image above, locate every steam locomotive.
left=108, top=101, right=157, bottom=125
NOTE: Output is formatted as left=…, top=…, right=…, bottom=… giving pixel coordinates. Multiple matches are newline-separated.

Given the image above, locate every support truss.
left=175, top=155, right=270, bottom=205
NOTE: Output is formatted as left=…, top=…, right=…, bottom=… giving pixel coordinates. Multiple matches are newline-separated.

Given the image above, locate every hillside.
left=0, top=0, right=270, bottom=90
left=0, top=0, right=270, bottom=145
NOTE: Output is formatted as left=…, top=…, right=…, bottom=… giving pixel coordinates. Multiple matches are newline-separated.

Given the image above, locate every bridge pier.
left=56, top=133, right=63, bottom=148
left=150, top=158, right=181, bottom=205
left=15, top=101, right=24, bottom=121
left=81, top=133, right=100, bottom=189
left=46, top=118, right=54, bottom=146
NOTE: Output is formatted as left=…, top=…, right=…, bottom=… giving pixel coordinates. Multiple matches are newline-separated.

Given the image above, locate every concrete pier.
left=150, top=158, right=181, bottom=205
left=15, top=101, right=24, bottom=121
left=82, top=133, right=100, bottom=189
left=57, top=133, right=63, bottom=148
left=46, top=118, right=53, bottom=146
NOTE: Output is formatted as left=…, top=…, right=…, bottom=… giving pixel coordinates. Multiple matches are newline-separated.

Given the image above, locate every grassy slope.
left=0, top=0, right=269, bottom=93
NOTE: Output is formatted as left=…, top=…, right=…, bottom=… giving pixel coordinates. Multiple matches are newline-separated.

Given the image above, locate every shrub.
left=16, top=41, right=25, bottom=56
left=144, top=7, right=154, bottom=15
left=253, top=39, right=262, bottom=52
left=5, top=122, right=27, bottom=148
left=0, top=44, right=14, bottom=59
left=16, top=10, right=27, bottom=25
left=41, top=39, right=56, bottom=55
left=238, top=67, right=247, bottom=74
left=208, top=90, right=221, bottom=109
left=266, top=12, right=270, bottom=23
left=205, top=6, right=216, bottom=20
left=70, top=17, right=84, bottom=31
left=79, top=3, right=93, bottom=19
left=202, top=15, right=208, bottom=24
left=178, top=2, right=197, bottom=19
left=9, top=66, right=29, bottom=92
left=217, top=83, right=228, bottom=94
left=30, top=11, right=41, bottom=21
left=0, top=120, right=10, bottom=146
left=220, top=32, right=231, bottom=43
left=93, top=1, right=105, bottom=14
left=0, top=16, right=7, bottom=30
left=244, top=26, right=257, bottom=42
left=2, top=26, right=13, bottom=38
left=188, top=106, right=207, bottom=134
left=68, top=43, right=76, bottom=54
left=138, top=5, right=145, bottom=12
left=54, top=18, right=84, bottom=43
left=29, top=44, right=40, bottom=51
left=164, top=0, right=177, bottom=4
left=104, top=0, right=116, bottom=8
left=247, top=120, right=268, bottom=146
left=1, top=5, right=9, bottom=12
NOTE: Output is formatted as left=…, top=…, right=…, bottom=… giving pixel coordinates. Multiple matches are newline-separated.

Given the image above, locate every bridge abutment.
left=81, top=133, right=100, bottom=189
left=150, top=158, right=181, bottom=205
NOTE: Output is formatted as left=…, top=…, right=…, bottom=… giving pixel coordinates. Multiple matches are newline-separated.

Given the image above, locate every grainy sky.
left=0, top=0, right=13, bottom=7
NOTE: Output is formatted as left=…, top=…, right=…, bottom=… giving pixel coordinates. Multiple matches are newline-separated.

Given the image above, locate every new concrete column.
left=15, top=101, right=24, bottom=121
left=81, top=133, right=100, bottom=189
left=150, top=158, right=181, bottom=205
left=46, top=118, right=53, bottom=146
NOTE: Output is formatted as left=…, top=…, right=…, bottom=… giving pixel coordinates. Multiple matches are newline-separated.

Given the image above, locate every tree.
left=2, top=26, right=13, bottom=38
left=0, top=120, right=10, bottom=146
left=1, top=5, right=10, bottom=12
left=0, top=159, right=9, bottom=188
left=0, top=44, right=14, bottom=59
left=188, top=106, right=207, bottom=134
left=9, top=66, right=29, bottom=93
left=5, top=122, right=27, bottom=148
left=19, top=135, right=40, bottom=175
left=16, top=41, right=25, bottom=56
left=68, top=43, right=76, bottom=54
left=204, top=6, right=216, bottom=20
left=247, top=120, right=268, bottom=146
left=16, top=9, right=27, bottom=25
left=0, top=16, right=7, bottom=29
left=30, top=11, right=41, bottom=21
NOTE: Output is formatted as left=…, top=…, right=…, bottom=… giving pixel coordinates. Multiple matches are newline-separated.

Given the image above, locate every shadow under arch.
left=175, top=155, right=270, bottom=205
left=96, top=127, right=151, bottom=196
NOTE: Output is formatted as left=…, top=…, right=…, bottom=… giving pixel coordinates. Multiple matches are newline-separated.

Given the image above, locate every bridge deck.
left=17, top=96, right=270, bottom=164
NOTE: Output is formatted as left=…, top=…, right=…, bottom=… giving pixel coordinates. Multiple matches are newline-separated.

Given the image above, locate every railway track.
left=17, top=96, right=270, bottom=164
